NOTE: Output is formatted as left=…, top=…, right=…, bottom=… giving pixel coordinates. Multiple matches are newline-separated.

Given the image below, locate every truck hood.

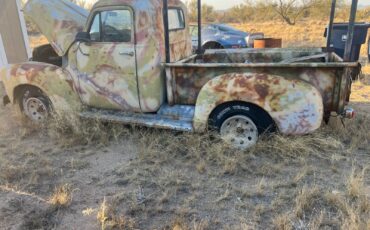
left=24, top=0, right=89, bottom=56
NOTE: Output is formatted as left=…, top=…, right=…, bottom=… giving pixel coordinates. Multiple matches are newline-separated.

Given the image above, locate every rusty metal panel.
left=0, top=0, right=30, bottom=63
left=165, top=48, right=360, bottom=134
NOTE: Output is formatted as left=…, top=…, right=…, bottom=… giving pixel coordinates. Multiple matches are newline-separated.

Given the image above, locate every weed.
left=49, top=184, right=72, bottom=207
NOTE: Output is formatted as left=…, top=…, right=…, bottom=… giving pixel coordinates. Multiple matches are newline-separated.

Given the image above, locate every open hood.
left=24, top=0, right=89, bottom=56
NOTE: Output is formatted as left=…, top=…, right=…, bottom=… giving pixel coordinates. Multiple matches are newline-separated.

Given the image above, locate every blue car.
left=190, top=24, right=258, bottom=51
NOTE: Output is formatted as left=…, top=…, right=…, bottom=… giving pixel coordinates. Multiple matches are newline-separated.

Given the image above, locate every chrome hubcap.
left=220, top=115, right=258, bottom=149
left=24, top=97, right=48, bottom=122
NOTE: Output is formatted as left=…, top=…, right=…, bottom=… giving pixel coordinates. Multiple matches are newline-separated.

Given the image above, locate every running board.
left=79, top=105, right=195, bottom=132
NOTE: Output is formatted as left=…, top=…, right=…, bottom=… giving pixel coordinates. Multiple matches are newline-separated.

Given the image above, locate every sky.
left=201, top=0, right=245, bottom=10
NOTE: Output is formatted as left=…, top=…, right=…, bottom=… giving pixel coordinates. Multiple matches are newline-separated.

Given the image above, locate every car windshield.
left=217, top=24, right=239, bottom=32
left=190, top=24, right=244, bottom=38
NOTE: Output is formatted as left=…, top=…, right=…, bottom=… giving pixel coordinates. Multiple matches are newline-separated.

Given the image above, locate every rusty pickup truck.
left=0, top=0, right=359, bottom=149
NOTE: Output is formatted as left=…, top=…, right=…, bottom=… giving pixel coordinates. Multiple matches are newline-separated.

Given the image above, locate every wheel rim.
left=220, top=115, right=259, bottom=149
left=23, top=97, right=48, bottom=122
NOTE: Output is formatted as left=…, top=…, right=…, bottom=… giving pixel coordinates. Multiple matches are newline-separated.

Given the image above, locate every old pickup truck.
left=0, top=0, right=359, bottom=149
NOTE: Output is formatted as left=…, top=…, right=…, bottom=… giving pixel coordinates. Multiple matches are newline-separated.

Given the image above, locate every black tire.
left=209, top=102, right=276, bottom=135
left=18, top=87, right=51, bottom=123
left=203, top=42, right=224, bottom=50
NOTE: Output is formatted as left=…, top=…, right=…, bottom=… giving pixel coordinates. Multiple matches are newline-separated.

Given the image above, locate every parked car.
left=190, top=24, right=264, bottom=52
left=0, top=0, right=359, bottom=149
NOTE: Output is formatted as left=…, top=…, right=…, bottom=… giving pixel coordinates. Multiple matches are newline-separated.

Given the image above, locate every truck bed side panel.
left=168, top=66, right=339, bottom=113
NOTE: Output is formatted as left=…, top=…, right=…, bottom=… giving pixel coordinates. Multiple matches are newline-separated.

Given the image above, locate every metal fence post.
left=343, top=0, right=358, bottom=62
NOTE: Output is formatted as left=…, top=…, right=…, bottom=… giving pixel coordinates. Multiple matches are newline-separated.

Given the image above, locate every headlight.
left=245, top=36, right=249, bottom=47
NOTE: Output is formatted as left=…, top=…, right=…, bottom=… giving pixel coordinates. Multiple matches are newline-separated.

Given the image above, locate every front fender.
left=194, top=73, right=324, bottom=135
left=0, top=62, right=81, bottom=113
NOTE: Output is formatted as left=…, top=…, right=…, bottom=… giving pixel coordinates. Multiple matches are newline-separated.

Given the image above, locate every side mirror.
left=75, top=32, right=91, bottom=43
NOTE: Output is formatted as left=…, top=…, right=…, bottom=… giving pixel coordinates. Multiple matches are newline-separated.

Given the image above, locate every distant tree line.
left=186, top=0, right=370, bottom=25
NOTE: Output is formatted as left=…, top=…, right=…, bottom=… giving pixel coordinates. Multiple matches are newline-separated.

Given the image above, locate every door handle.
left=119, top=51, right=135, bottom=57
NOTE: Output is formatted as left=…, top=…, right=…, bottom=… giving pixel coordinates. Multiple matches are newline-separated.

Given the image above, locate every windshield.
left=217, top=24, right=239, bottom=32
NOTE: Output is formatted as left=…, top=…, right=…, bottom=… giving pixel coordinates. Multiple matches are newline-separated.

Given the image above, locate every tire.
left=18, top=87, right=51, bottom=123
left=209, top=103, right=275, bottom=149
left=203, top=42, right=223, bottom=50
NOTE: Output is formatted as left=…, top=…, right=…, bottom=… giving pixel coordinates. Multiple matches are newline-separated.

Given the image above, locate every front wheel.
left=19, top=88, right=51, bottom=123
left=209, top=103, right=275, bottom=149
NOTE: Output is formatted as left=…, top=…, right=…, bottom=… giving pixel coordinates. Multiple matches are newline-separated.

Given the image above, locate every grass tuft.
left=97, top=197, right=136, bottom=230
left=49, top=184, right=72, bottom=207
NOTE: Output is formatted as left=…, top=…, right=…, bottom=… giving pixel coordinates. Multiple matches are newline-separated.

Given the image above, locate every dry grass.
left=233, top=20, right=326, bottom=48
left=49, top=184, right=72, bottom=207
left=97, top=197, right=136, bottom=230
left=0, top=101, right=369, bottom=228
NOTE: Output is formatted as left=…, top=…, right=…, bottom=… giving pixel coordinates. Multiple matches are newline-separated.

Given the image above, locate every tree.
left=70, top=0, right=95, bottom=9
left=272, top=0, right=318, bottom=25
left=186, top=0, right=217, bottom=23
left=227, top=4, right=251, bottom=23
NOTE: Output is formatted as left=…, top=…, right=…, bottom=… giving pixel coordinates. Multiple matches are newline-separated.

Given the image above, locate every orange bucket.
left=254, top=38, right=282, bottom=48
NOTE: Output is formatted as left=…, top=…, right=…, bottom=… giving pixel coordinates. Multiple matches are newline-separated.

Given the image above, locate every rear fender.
left=0, top=62, right=81, bottom=113
left=194, top=73, right=324, bottom=135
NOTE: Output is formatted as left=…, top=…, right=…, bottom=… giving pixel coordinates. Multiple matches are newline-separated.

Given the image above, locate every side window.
left=89, top=14, right=101, bottom=42
left=88, top=9, right=132, bottom=43
left=168, top=8, right=185, bottom=30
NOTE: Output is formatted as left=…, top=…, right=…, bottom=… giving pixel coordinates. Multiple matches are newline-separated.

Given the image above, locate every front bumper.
left=0, top=81, right=9, bottom=106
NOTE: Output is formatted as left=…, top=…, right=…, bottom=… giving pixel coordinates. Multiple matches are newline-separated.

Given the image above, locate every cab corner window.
left=168, top=8, right=185, bottom=31
left=88, top=9, right=132, bottom=43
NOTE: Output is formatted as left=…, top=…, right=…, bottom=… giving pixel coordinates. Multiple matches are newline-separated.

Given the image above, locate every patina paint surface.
left=192, top=73, right=324, bottom=134
left=168, top=66, right=337, bottom=110
left=65, top=0, right=192, bottom=112
left=0, top=0, right=359, bottom=136
left=165, top=48, right=359, bottom=134
left=0, top=62, right=81, bottom=113
left=67, top=42, right=141, bottom=112
left=166, top=49, right=357, bottom=114
left=10, top=0, right=192, bottom=114
left=24, top=0, right=89, bottom=56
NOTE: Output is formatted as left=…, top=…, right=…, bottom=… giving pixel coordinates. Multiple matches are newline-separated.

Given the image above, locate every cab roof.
left=92, top=0, right=186, bottom=10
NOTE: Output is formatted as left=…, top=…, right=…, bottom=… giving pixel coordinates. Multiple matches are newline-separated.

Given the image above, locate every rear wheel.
left=19, top=88, right=51, bottom=123
left=209, top=103, right=275, bottom=149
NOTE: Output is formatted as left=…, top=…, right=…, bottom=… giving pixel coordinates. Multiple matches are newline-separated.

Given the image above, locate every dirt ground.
left=0, top=77, right=369, bottom=230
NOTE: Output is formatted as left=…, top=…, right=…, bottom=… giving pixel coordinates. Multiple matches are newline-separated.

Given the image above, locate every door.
left=76, top=8, right=140, bottom=112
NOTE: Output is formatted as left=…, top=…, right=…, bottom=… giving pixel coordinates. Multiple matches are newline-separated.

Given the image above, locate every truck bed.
left=165, top=48, right=360, bottom=115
